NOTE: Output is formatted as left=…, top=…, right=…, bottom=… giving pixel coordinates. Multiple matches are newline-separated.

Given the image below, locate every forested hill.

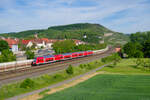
left=0, top=23, right=129, bottom=44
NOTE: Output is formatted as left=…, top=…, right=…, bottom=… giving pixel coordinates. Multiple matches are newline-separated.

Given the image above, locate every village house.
left=3, top=38, right=19, bottom=52
left=22, top=40, right=32, bottom=47
left=22, top=38, right=57, bottom=49
left=73, top=39, right=86, bottom=45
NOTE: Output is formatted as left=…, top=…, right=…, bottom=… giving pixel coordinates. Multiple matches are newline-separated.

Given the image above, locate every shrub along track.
left=0, top=47, right=114, bottom=86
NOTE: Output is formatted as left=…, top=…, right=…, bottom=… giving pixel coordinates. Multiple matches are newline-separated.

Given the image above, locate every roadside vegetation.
left=0, top=54, right=117, bottom=100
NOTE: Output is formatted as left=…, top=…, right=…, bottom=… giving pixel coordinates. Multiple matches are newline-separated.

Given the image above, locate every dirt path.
left=7, top=63, right=110, bottom=100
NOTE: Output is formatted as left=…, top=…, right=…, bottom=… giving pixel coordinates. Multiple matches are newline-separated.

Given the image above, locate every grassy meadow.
left=100, top=58, right=150, bottom=74
left=40, top=59, right=150, bottom=100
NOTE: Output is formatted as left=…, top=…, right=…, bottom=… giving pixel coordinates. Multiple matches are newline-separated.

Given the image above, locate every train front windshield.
left=33, top=58, right=36, bottom=62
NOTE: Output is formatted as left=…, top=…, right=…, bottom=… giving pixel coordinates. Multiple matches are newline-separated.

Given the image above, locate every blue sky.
left=0, top=0, right=150, bottom=33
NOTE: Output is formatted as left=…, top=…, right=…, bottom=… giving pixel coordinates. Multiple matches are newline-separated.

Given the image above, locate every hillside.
left=0, top=23, right=129, bottom=44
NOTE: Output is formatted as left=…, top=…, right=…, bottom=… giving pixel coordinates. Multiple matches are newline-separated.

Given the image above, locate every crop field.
left=40, top=59, right=150, bottom=100
left=40, top=74, right=150, bottom=100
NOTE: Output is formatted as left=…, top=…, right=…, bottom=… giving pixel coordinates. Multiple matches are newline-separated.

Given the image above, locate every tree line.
left=123, top=31, right=150, bottom=58
left=52, top=40, right=106, bottom=54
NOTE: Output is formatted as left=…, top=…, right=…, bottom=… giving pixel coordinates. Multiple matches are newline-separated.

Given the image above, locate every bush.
left=53, top=74, right=63, bottom=79
left=25, top=49, right=35, bottom=59
left=20, top=78, right=35, bottom=89
left=87, top=64, right=93, bottom=70
left=141, top=60, right=150, bottom=68
left=101, top=53, right=121, bottom=66
left=79, top=64, right=84, bottom=69
left=112, top=53, right=121, bottom=66
left=134, top=50, right=144, bottom=58
left=0, top=49, right=16, bottom=63
left=0, top=40, right=9, bottom=52
left=66, top=65, right=74, bottom=75
left=135, top=58, right=143, bottom=67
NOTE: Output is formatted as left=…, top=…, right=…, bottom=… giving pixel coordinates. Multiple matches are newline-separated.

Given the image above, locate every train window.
left=46, top=58, right=53, bottom=62
left=38, top=59, right=44, bottom=62
left=73, top=54, right=77, bottom=56
left=33, top=59, right=36, bottom=62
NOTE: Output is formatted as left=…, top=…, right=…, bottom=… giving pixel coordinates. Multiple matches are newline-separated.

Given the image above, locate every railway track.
left=0, top=47, right=114, bottom=86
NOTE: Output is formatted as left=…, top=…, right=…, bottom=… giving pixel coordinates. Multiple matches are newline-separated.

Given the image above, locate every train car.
left=54, top=54, right=64, bottom=61
left=77, top=51, right=84, bottom=57
left=62, top=53, right=72, bottom=60
left=83, top=51, right=88, bottom=56
left=71, top=52, right=79, bottom=58
left=87, top=51, right=93, bottom=55
left=44, top=55, right=55, bottom=63
left=32, top=55, right=55, bottom=65
left=32, top=57, right=44, bottom=65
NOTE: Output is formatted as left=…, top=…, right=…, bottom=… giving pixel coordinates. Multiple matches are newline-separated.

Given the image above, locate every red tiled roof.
left=22, top=40, right=31, bottom=45
left=22, top=38, right=59, bottom=45
left=115, top=48, right=121, bottom=52
left=4, top=38, right=19, bottom=48
left=41, top=38, right=49, bottom=42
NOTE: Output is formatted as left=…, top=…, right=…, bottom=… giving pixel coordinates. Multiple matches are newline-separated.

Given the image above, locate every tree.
left=134, top=50, right=144, bottom=58
left=25, top=49, right=35, bottom=59
left=135, top=58, right=143, bottom=67
left=52, top=40, right=76, bottom=54
left=112, top=53, right=121, bottom=66
left=123, top=42, right=143, bottom=58
left=0, top=49, right=16, bottom=62
left=31, top=43, right=36, bottom=50
left=143, top=40, right=150, bottom=58
left=0, top=40, right=9, bottom=52
left=66, top=65, right=74, bottom=75
left=0, top=55, right=4, bottom=63
left=20, top=78, right=35, bottom=89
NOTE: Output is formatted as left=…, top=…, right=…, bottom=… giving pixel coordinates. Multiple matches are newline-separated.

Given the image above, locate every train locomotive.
left=32, top=51, right=93, bottom=66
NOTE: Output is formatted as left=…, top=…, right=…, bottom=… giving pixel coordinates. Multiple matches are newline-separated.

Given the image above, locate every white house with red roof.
left=4, top=38, right=19, bottom=52
left=22, top=40, right=33, bottom=47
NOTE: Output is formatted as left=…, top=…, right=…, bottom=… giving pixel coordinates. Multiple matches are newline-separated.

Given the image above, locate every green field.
left=100, top=59, right=150, bottom=74
left=40, top=74, right=150, bottom=100
left=40, top=59, right=150, bottom=100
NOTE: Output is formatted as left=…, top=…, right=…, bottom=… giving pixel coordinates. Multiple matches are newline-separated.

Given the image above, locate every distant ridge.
left=0, top=23, right=129, bottom=44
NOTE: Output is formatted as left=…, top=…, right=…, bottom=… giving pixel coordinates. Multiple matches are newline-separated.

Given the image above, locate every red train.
left=32, top=51, right=93, bottom=66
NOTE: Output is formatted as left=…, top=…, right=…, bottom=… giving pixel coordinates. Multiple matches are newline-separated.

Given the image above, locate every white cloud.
left=0, top=0, right=150, bottom=33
